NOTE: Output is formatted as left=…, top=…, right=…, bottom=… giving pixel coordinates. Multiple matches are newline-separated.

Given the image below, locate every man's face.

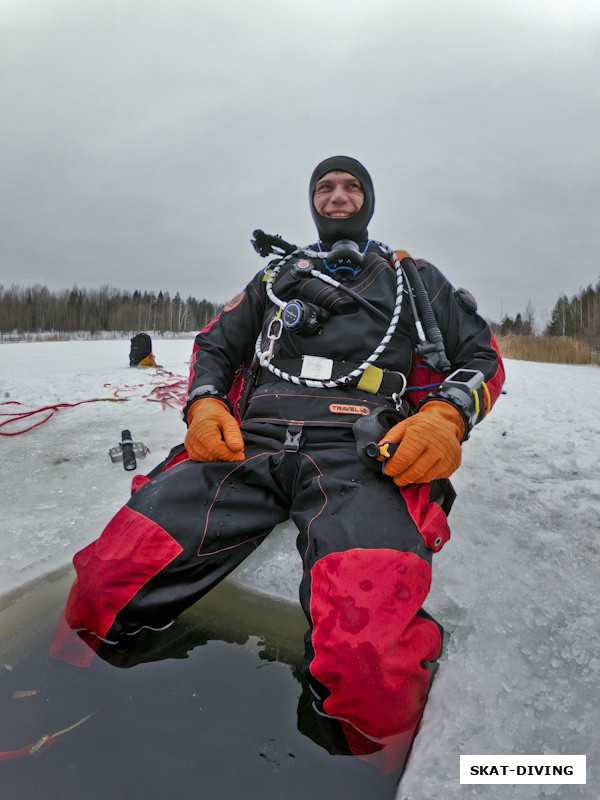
left=313, top=170, right=364, bottom=219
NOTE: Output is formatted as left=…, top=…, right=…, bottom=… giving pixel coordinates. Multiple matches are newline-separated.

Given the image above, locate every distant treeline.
left=490, top=280, right=600, bottom=349
left=0, top=285, right=223, bottom=334
left=3, top=280, right=600, bottom=352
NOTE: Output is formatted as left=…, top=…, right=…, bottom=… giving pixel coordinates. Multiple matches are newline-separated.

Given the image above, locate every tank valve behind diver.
left=109, top=429, right=148, bottom=471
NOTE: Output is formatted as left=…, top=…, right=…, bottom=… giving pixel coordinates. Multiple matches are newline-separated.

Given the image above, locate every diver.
left=53, top=155, right=505, bottom=769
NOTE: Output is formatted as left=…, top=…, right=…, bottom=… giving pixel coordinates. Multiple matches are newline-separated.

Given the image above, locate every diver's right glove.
left=184, top=398, right=245, bottom=462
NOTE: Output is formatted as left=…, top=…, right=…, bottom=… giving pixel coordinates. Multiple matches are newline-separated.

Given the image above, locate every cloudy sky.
left=2, top=0, right=599, bottom=325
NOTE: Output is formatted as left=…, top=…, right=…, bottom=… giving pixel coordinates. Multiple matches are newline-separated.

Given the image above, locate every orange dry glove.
left=184, top=398, right=245, bottom=462
left=380, top=401, right=465, bottom=486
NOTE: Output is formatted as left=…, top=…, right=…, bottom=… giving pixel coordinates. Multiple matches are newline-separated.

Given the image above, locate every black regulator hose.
left=290, top=258, right=389, bottom=323
left=398, top=254, right=451, bottom=372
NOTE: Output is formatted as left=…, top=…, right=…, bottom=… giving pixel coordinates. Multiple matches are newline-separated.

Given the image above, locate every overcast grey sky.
left=2, top=0, right=599, bottom=325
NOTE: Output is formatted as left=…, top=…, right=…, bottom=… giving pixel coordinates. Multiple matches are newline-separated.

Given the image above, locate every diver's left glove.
left=185, top=398, right=245, bottom=462
left=379, top=401, right=464, bottom=486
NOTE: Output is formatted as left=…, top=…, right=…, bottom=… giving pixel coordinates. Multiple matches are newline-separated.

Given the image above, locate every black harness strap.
left=254, top=359, right=406, bottom=399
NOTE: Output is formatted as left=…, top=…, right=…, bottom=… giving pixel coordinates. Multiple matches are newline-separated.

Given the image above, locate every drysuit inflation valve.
left=352, top=406, right=409, bottom=472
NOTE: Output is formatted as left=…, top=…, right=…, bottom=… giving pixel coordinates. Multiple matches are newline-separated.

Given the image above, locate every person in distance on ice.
left=54, top=155, right=505, bottom=769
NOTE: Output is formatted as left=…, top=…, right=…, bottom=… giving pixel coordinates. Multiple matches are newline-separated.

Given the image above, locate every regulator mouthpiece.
left=323, top=239, right=364, bottom=282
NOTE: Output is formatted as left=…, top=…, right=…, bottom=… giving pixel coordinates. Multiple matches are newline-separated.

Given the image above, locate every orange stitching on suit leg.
left=196, top=532, right=269, bottom=559
left=293, top=452, right=327, bottom=576
left=197, top=451, right=279, bottom=556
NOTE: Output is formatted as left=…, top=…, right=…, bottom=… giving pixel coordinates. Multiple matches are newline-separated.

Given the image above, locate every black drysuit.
left=59, top=242, right=505, bottom=768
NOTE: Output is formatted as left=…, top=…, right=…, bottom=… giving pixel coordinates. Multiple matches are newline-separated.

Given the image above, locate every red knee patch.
left=64, top=506, right=183, bottom=638
left=309, top=549, right=441, bottom=741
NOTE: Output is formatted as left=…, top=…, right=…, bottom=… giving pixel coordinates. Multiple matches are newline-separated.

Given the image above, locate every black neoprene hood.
left=309, top=155, right=375, bottom=243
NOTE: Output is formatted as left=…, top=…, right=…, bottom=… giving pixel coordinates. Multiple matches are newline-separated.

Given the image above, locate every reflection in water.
left=2, top=574, right=422, bottom=798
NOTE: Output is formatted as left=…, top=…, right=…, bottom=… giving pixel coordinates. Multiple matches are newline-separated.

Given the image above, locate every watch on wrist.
left=421, top=368, right=485, bottom=439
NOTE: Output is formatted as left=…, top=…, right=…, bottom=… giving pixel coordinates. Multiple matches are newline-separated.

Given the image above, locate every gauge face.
left=282, top=301, right=303, bottom=328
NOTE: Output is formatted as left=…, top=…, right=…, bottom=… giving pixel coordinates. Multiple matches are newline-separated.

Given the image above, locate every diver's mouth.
left=325, top=211, right=353, bottom=218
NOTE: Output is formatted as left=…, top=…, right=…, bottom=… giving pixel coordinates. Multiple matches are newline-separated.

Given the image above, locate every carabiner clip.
left=259, top=317, right=283, bottom=366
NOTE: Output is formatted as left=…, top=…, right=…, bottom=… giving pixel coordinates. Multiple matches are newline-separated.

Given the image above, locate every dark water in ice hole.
left=1, top=567, right=404, bottom=799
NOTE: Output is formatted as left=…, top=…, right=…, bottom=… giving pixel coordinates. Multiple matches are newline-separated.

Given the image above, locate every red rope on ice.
left=0, top=398, right=124, bottom=436
left=144, top=368, right=189, bottom=410
left=1, top=369, right=189, bottom=435
left=104, top=369, right=189, bottom=410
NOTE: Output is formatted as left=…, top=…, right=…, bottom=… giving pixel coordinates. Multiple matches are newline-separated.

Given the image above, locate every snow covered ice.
left=1, top=339, right=598, bottom=798
left=399, top=357, right=599, bottom=800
